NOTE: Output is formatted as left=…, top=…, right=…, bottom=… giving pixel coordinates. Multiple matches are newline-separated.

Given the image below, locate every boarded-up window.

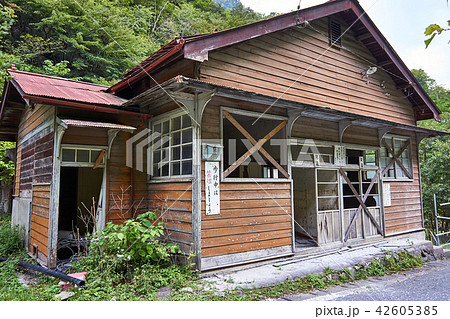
left=380, top=135, right=412, bottom=180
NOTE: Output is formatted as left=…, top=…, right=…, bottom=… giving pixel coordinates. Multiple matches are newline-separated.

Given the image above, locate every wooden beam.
left=222, top=110, right=289, bottom=179
left=343, top=168, right=381, bottom=241
left=223, top=119, right=288, bottom=178
left=93, top=149, right=107, bottom=169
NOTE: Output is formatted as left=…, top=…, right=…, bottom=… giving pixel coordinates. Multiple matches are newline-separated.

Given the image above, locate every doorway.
left=57, top=166, right=103, bottom=260
left=292, top=168, right=317, bottom=248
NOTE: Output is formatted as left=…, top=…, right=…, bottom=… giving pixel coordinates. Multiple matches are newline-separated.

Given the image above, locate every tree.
left=412, top=69, right=450, bottom=232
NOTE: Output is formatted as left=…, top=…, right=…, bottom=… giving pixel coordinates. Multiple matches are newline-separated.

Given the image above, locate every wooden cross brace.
left=381, top=139, right=412, bottom=179
left=339, top=167, right=383, bottom=241
left=222, top=110, right=289, bottom=179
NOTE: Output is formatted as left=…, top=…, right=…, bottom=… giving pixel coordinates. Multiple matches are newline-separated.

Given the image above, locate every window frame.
left=149, top=110, right=193, bottom=181
left=379, top=134, right=413, bottom=181
left=60, top=144, right=107, bottom=168
left=220, top=106, right=289, bottom=183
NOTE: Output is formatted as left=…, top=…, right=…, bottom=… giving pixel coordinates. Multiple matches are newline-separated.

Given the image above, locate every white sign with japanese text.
left=205, top=161, right=220, bottom=215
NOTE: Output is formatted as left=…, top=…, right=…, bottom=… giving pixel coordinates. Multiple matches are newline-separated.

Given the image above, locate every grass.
left=0, top=213, right=426, bottom=301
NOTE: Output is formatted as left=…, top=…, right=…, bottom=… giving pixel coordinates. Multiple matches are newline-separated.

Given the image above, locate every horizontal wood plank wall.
left=200, top=18, right=416, bottom=125
left=17, top=104, right=54, bottom=198
left=384, top=131, right=423, bottom=235
left=61, top=127, right=108, bottom=146
left=147, top=182, right=193, bottom=255
left=201, top=162, right=293, bottom=258
left=30, top=184, right=51, bottom=261
left=291, top=117, right=379, bottom=146
left=108, top=131, right=134, bottom=223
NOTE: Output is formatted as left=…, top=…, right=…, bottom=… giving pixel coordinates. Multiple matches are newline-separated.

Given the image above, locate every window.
left=61, top=146, right=106, bottom=167
left=291, top=140, right=334, bottom=165
left=342, top=169, right=380, bottom=209
left=380, top=135, right=412, bottom=180
left=329, top=20, right=342, bottom=47
left=222, top=109, right=287, bottom=179
left=151, top=113, right=192, bottom=178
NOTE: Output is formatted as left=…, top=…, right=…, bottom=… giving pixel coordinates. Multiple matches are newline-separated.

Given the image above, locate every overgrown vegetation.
left=0, top=211, right=427, bottom=301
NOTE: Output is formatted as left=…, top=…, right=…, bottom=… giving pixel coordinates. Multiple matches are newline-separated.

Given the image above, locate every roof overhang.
left=125, top=76, right=450, bottom=141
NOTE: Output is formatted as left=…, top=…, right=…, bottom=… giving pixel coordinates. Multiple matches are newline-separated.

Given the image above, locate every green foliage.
left=0, top=260, right=38, bottom=301
left=0, top=215, right=23, bottom=257
left=411, top=69, right=450, bottom=233
left=0, top=0, right=265, bottom=87
left=0, top=142, right=15, bottom=185
left=78, top=211, right=180, bottom=273
left=425, top=20, right=450, bottom=48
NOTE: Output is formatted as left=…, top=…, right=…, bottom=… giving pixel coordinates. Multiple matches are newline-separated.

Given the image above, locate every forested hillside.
left=0, top=0, right=264, bottom=86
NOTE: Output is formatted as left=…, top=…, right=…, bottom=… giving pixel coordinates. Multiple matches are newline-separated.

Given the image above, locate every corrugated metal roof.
left=8, top=70, right=127, bottom=107
left=61, top=119, right=136, bottom=130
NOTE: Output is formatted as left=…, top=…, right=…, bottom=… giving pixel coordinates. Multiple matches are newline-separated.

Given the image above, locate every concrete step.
left=443, top=249, right=450, bottom=259
left=433, top=246, right=444, bottom=259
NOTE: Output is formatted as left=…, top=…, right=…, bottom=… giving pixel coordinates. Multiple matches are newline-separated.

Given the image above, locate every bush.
left=0, top=216, right=23, bottom=257
left=77, top=211, right=181, bottom=273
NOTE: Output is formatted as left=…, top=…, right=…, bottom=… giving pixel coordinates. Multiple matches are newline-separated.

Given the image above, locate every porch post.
left=47, top=118, right=67, bottom=268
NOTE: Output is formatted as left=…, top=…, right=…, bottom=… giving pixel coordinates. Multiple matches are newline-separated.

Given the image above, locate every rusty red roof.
left=8, top=69, right=127, bottom=107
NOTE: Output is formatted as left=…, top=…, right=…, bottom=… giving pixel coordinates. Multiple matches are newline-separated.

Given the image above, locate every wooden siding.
left=383, top=131, right=423, bottom=235
left=148, top=182, right=193, bottom=255
left=61, top=126, right=108, bottom=146
left=30, top=184, right=50, bottom=261
left=107, top=130, right=148, bottom=223
left=16, top=104, right=54, bottom=198
left=291, top=116, right=379, bottom=146
left=200, top=18, right=416, bottom=125
left=201, top=162, right=292, bottom=258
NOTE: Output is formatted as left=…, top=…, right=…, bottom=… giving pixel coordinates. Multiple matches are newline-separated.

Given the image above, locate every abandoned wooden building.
left=1, top=0, right=449, bottom=270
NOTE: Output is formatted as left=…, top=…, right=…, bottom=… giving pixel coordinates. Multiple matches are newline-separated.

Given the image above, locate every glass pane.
left=317, top=170, right=337, bottom=183
left=62, top=149, right=75, bottom=162
left=161, top=135, right=169, bottom=148
left=363, top=182, right=379, bottom=194
left=182, top=144, right=192, bottom=160
left=162, top=121, right=169, bottom=134
left=365, top=195, right=379, bottom=207
left=172, top=146, right=180, bottom=161
left=172, top=161, right=181, bottom=176
left=318, top=184, right=338, bottom=197
left=153, top=165, right=160, bottom=177
left=154, top=123, right=161, bottom=133
left=182, top=160, right=192, bottom=175
left=91, top=150, right=101, bottom=163
left=318, top=198, right=338, bottom=211
left=161, top=148, right=170, bottom=163
left=153, top=150, right=161, bottom=164
left=182, top=114, right=191, bottom=128
left=172, top=131, right=181, bottom=145
left=182, top=128, right=192, bottom=144
left=365, top=151, right=376, bottom=165
left=161, top=164, right=169, bottom=176
left=171, top=116, right=181, bottom=131
left=77, top=149, right=89, bottom=162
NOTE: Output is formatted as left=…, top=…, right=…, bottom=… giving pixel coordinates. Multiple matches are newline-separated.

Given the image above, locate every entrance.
left=57, top=166, right=103, bottom=260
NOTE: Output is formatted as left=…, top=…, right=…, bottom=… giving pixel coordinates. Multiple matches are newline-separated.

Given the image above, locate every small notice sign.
left=334, top=145, right=346, bottom=166
left=205, top=161, right=220, bottom=215
left=383, top=183, right=391, bottom=207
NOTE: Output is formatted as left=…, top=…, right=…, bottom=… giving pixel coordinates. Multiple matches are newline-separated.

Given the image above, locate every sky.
left=240, top=0, right=450, bottom=89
